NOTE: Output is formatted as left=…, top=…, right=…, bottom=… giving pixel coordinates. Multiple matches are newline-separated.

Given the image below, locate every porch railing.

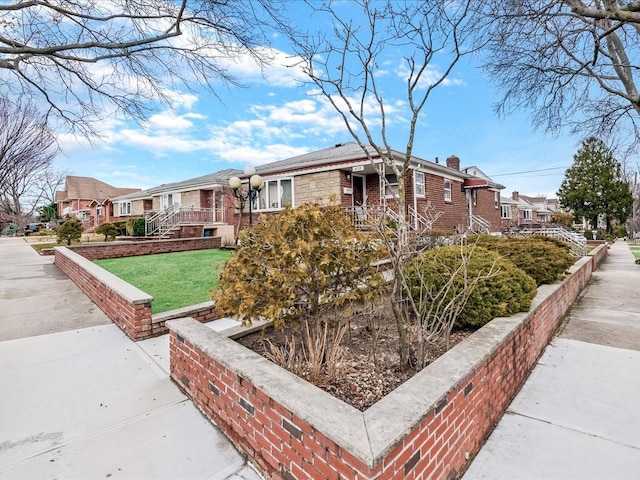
left=145, top=206, right=223, bottom=238
left=469, top=214, right=491, bottom=234
left=511, top=226, right=587, bottom=257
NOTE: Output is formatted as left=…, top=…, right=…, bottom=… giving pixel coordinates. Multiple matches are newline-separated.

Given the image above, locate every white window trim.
left=522, top=209, right=533, bottom=221
left=384, top=173, right=399, bottom=199
left=494, top=191, right=500, bottom=209
left=117, top=201, right=131, bottom=217
left=414, top=171, right=425, bottom=197
left=444, top=179, right=452, bottom=202
left=254, top=177, right=294, bottom=211
left=501, top=205, right=512, bottom=219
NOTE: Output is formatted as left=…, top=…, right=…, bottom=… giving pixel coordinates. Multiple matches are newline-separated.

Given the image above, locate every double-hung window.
left=118, top=202, right=131, bottom=216
left=384, top=174, right=399, bottom=197
left=501, top=205, right=511, bottom=219
left=523, top=209, right=533, bottom=221
left=414, top=171, right=425, bottom=197
left=444, top=179, right=452, bottom=202
left=255, top=178, right=293, bottom=210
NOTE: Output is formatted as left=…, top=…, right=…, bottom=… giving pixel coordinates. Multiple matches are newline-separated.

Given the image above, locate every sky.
left=51, top=3, right=581, bottom=199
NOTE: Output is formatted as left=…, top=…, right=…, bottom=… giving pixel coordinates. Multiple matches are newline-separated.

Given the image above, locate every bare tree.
left=0, top=97, right=58, bottom=228
left=478, top=1, right=640, bottom=152
left=0, top=0, right=289, bottom=135
left=292, top=0, right=478, bottom=367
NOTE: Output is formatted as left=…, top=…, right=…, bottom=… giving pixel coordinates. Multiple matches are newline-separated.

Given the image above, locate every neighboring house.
left=227, top=143, right=504, bottom=234
left=500, top=192, right=560, bottom=230
left=110, top=170, right=238, bottom=242
left=55, top=176, right=141, bottom=230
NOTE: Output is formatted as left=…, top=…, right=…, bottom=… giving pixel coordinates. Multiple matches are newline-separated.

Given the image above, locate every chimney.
left=512, top=191, right=519, bottom=201
left=446, top=155, right=460, bottom=170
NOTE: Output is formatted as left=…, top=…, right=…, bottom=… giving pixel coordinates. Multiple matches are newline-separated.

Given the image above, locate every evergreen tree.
left=558, top=137, right=633, bottom=232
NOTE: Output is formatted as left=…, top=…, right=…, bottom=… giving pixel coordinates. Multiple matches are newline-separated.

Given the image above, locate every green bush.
left=96, top=222, right=118, bottom=241
left=112, top=221, right=127, bottom=236
left=57, top=217, right=83, bottom=245
left=125, top=218, right=145, bottom=236
left=468, top=235, right=574, bottom=286
left=404, top=245, right=537, bottom=329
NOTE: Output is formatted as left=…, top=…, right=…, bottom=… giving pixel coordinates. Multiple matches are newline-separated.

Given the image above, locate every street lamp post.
left=228, top=167, right=263, bottom=226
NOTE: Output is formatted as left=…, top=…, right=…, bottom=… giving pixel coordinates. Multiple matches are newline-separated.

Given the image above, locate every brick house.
left=55, top=176, right=141, bottom=230
left=110, top=170, right=237, bottom=242
left=226, top=143, right=504, bottom=234
left=114, top=143, right=504, bottom=240
left=500, top=191, right=559, bottom=230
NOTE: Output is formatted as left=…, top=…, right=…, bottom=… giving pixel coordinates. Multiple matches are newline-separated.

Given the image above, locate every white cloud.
left=396, top=62, right=465, bottom=88
left=221, top=47, right=306, bottom=88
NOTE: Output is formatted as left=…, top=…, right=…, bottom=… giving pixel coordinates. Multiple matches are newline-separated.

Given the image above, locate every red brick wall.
left=54, top=239, right=225, bottom=340
left=168, top=250, right=606, bottom=480
left=54, top=248, right=153, bottom=340
left=471, top=189, right=501, bottom=232
left=67, top=236, right=221, bottom=260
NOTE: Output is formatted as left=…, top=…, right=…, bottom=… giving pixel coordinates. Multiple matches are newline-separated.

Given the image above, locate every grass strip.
left=95, top=249, right=232, bottom=313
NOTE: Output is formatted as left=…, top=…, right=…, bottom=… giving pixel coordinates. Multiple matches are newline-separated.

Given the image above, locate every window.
left=472, top=190, right=478, bottom=206
left=96, top=206, right=102, bottom=216
left=523, top=209, right=533, bottom=221
left=256, top=178, right=293, bottom=210
left=118, top=202, right=131, bottom=216
left=501, top=205, right=511, bottom=219
left=161, top=192, right=181, bottom=210
left=494, top=191, right=500, bottom=209
left=385, top=174, right=399, bottom=197
left=414, top=171, right=425, bottom=197
left=444, top=179, right=452, bottom=202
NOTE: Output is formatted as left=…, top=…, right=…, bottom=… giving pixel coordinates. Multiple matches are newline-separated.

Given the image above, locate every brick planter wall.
left=54, top=247, right=153, bottom=340
left=54, top=240, right=226, bottom=340
left=167, top=249, right=607, bottom=480
left=65, top=236, right=222, bottom=261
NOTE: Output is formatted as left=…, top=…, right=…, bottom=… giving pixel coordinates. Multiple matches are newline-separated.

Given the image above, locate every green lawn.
left=630, top=245, right=640, bottom=260
left=95, top=249, right=232, bottom=314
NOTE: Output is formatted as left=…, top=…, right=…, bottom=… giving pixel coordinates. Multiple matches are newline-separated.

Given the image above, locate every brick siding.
left=168, top=244, right=608, bottom=479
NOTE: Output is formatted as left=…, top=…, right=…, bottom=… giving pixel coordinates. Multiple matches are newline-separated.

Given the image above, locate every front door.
left=352, top=175, right=365, bottom=206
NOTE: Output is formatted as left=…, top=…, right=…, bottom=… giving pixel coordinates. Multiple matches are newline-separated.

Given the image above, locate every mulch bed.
left=236, top=312, right=473, bottom=411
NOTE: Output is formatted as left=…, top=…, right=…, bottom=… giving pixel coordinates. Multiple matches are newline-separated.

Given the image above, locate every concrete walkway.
left=464, top=240, right=640, bottom=479
left=0, top=237, right=259, bottom=480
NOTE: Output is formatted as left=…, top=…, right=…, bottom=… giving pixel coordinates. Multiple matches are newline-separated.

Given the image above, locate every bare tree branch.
left=0, top=0, right=291, bottom=136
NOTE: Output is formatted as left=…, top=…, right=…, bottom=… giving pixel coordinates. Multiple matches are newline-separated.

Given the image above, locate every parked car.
left=24, top=223, right=47, bottom=236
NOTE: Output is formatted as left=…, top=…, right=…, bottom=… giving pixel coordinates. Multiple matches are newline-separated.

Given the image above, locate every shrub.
left=126, top=217, right=146, bottom=236
left=96, top=222, right=118, bottom=241
left=214, top=202, right=386, bottom=330
left=112, top=221, right=127, bottom=236
left=468, top=235, right=574, bottom=286
left=57, top=217, right=83, bottom=245
left=404, top=245, right=538, bottom=329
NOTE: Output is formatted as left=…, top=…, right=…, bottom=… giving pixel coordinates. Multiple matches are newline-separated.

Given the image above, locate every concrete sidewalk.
left=0, top=237, right=259, bottom=480
left=464, top=240, right=640, bottom=479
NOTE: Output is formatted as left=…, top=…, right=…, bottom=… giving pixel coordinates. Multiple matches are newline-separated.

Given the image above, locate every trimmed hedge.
left=467, top=235, right=575, bottom=286
left=404, top=245, right=538, bottom=329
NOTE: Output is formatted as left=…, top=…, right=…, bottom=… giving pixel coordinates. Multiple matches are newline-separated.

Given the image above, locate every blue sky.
left=53, top=5, right=580, bottom=199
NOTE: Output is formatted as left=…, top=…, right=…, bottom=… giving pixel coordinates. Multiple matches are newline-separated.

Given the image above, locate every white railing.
left=145, top=206, right=222, bottom=238
left=469, top=214, right=491, bottom=234
left=409, top=206, right=443, bottom=231
left=511, top=227, right=587, bottom=257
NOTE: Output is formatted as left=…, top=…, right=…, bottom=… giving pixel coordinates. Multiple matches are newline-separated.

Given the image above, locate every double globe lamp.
left=228, top=166, right=263, bottom=226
